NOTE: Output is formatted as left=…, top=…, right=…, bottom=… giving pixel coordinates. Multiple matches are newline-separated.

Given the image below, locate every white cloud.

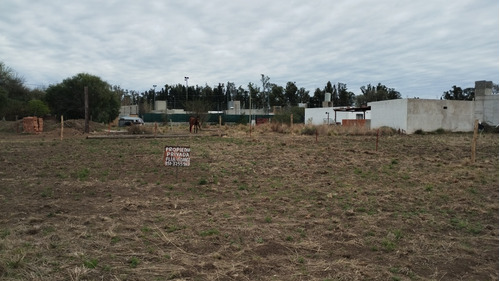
left=0, top=0, right=497, bottom=98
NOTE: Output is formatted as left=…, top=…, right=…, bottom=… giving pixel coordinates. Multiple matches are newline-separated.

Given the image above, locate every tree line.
left=1, top=61, right=495, bottom=122
left=126, top=74, right=402, bottom=114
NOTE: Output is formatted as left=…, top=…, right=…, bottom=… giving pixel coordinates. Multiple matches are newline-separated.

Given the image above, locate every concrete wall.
left=305, top=107, right=371, bottom=125
left=407, top=99, right=473, bottom=133
left=475, top=94, right=499, bottom=126
left=154, top=101, right=167, bottom=112
left=370, top=99, right=475, bottom=133
left=474, top=80, right=498, bottom=126
left=120, top=105, right=139, bottom=116
left=369, top=99, right=408, bottom=131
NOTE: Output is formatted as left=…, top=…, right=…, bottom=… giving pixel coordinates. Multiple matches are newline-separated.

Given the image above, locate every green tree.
left=45, top=73, right=120, bottom=123
left=442, top=86, right=474, bottom=100
left=336, top=83, right=355, bottom=106
left=272, top=106, right=305, bottom=124
left=234, top=86, right=248, bottom=109
left=297, top=87, right=310, bottom=104
left=269, top=84, right=285, bottom=107
left=324, top=81, right=334, bottom=100
left=356, top=83, right=401, bottom=106
left=248, top=82, right=261, bottom=109
left=0, top=62, right=33, bottom=119
left=0, top=62, right=30, bottom=102
left=225, top=82, right=237, bottom=103
left=0, top=88, right=8, bottom=119
left=284, top=81, right=299, bottom=106
left=27, top=99, right=50, bottom=116
left=309, top=88, right=324, bottom=108
left=260, top=74, right=271, bottom=109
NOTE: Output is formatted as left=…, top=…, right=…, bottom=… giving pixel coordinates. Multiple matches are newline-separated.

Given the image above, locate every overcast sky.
left=1, top=0, right=498, bottom=99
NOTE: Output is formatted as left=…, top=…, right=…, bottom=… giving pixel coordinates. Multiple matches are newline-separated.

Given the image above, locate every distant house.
left=369, top=81, right=498, bottom=134
left=305, top=106, right=371, bottom=126
left=120, top=105, right=139, bottom=116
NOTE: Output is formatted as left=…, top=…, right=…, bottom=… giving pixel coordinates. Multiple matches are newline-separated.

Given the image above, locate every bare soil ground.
left=0, top=120, right=498, bottom=280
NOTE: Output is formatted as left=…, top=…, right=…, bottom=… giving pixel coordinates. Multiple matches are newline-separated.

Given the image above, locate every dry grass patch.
left=0, top=125, right=497, bottom=280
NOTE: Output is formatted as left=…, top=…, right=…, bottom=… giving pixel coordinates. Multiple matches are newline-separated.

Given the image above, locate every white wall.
left=154, top=101, right=167, bottom=112
left=370, top=99, right=475, bottom=133
left=120, top=105, right=139, bottom=116
left=407, top=99, right=473, bottom=133
left=305, top=107, right=371, bottom=125
left=475, top=95, right=499, bottom=126
left=369, top=99, right=408, bottom=131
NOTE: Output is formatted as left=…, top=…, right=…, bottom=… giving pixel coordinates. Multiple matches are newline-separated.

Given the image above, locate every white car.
left=118, top=116, right=144, bottom=127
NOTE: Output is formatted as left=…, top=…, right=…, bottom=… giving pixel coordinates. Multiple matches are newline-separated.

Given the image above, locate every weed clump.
left=270, top=122, right=286, bottom=133
left=127, top=125, right=152, bottom=134
left=301, top=126, right=317, bottom=135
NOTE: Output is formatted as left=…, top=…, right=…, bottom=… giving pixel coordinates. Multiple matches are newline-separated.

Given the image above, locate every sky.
left=1, top=0, right=498, bottom=99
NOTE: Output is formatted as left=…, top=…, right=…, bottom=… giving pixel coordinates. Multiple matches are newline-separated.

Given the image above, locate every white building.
left=369, top=81, right=498, bottom=134
left=305, top=106, right=371, bottom=125
left=369, top=99, right=474, bottom=133
left=120, top=105, right=139, bottom=116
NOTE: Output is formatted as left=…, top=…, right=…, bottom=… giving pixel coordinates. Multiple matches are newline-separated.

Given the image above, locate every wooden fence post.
left=219, top=115, right=222, bottom=137
left=84, top=86, right=89, bottom=134
left=471, top=120, right=479, bottom=163
left=60, top=115, right=64, bottom=141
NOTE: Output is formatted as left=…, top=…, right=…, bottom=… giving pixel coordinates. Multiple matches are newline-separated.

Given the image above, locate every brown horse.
left=189, top=116, right=200, bottom=133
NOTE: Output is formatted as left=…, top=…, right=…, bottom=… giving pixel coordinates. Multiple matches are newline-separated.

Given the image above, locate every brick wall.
left=23, top=117, right=43, bottom=133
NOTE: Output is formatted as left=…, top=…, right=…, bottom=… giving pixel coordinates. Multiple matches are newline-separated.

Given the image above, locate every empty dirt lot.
left=0, top=121, right=498, bottom=280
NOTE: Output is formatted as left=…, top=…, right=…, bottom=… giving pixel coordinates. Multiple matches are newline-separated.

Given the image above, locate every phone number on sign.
left=165, top=160, right=190, bottom=167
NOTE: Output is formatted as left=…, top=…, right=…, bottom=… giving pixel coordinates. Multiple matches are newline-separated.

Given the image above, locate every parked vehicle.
left=118, top=116, right=144, bottom=127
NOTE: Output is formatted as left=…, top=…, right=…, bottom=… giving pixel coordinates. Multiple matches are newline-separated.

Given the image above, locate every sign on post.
left=164, top=146, right=190, bottom=167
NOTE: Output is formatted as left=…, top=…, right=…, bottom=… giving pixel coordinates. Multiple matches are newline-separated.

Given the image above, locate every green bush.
left=272, top=106, right=305, bottom=124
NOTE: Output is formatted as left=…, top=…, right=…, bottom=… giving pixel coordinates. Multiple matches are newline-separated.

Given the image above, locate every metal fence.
left=142, top=113, right=273, bottom=124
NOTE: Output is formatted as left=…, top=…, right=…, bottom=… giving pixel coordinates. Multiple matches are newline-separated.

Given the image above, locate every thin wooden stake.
left=376, top=129, right=380, bottom=151
left=84, top=86, right=89, bottom=134
left=471, top=120, right=479, bottom=163
left=60, top=115, right=64, bottom=141
left=219, top=115, right=222, bottom=137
